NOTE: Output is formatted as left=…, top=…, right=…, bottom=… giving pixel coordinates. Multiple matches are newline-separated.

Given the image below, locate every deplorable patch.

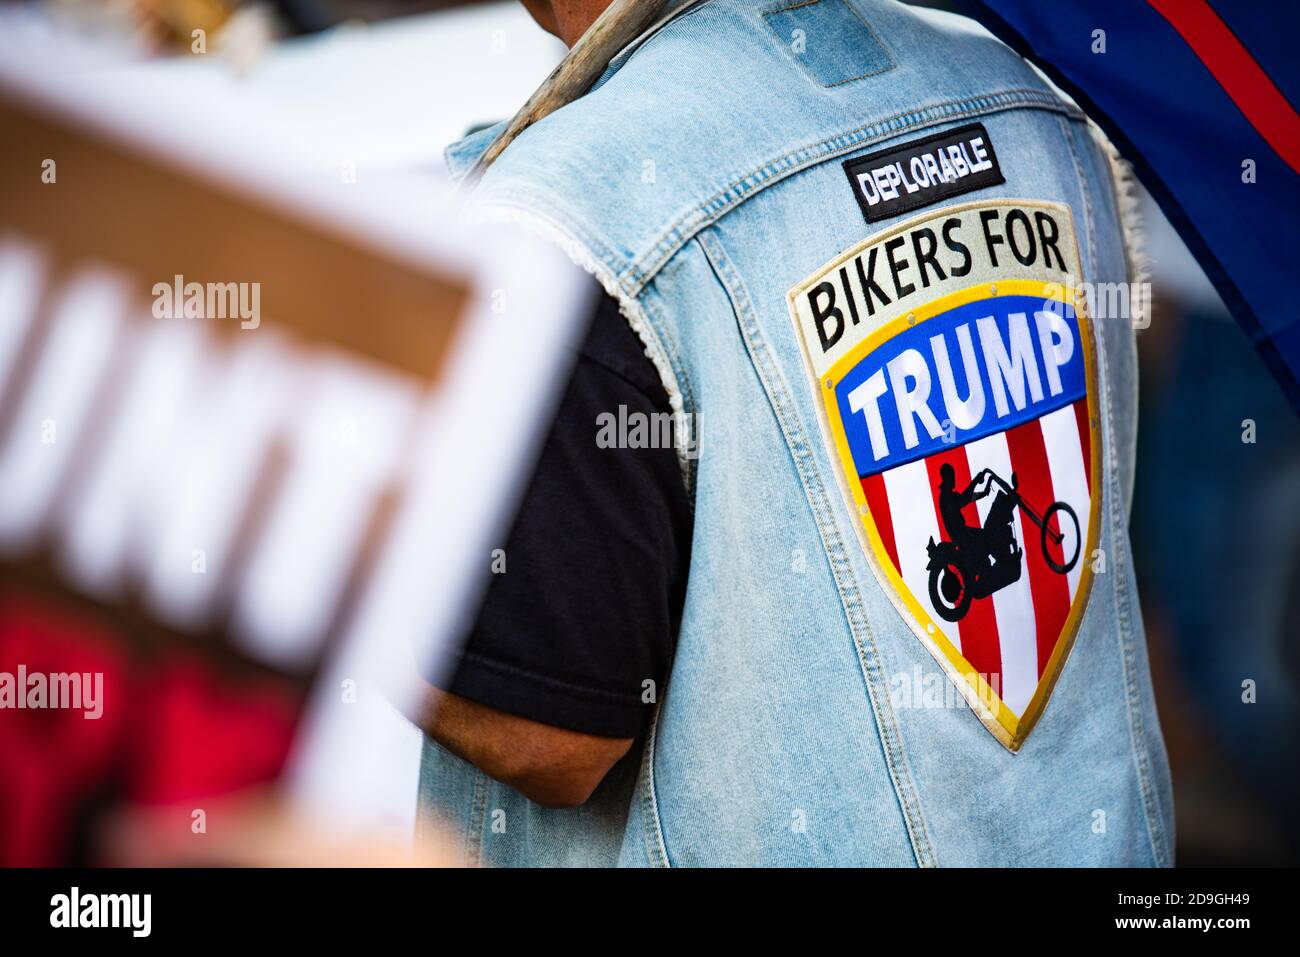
left=787, top=199, right=1100, bottom=751
left=843, top=123, right=1004, bottom=223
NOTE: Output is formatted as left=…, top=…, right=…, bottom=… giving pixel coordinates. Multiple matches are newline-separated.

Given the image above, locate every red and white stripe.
left=860, top=397, right=1093, bottom=718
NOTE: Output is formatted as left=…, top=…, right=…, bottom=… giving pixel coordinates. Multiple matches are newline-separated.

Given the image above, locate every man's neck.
left=550, top=0, right=618, bottom=47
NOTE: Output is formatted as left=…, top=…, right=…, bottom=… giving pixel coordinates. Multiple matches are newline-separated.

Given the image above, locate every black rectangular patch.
left=842, top=123, right=1005, bottom=223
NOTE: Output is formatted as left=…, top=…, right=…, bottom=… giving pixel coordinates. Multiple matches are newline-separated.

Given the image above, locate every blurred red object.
left=0, top=593, right=128, bottom=865
left=0, top=589, right=299, bottom=865
left=122, top=658, right=297, bottom=807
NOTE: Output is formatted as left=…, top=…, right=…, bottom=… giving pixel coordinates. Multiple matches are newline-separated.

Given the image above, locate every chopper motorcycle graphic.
left=926, top=465, right=1081, bottom=624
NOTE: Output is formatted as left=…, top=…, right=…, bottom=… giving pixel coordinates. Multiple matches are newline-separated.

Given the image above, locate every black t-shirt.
left=442, top=291, right=692, bottom=739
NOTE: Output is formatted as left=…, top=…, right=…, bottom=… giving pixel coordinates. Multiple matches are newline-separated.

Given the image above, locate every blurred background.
left=1129, top=195, right=1300, bottom=867
left=0, top=0, right=1296, bottom=866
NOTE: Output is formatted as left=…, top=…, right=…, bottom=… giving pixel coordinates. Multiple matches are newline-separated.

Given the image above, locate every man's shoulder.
left=473, top=0, right=1059, bottom=287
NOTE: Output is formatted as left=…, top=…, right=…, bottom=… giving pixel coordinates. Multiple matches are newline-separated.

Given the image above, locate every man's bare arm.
left=419, top=689, right=633, bottom=809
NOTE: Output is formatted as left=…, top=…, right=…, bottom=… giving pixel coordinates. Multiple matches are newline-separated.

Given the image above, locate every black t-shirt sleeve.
left=442, top=292, right=692, bottom=739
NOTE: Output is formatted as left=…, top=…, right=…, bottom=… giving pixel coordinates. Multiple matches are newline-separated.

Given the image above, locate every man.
left=418, top=0, right=1173, bottom=866
left=937, top=462, right=988, bottom=550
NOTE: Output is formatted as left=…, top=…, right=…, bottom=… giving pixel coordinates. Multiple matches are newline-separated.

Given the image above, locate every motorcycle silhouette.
left=926, top=468, right=1080, bottom=623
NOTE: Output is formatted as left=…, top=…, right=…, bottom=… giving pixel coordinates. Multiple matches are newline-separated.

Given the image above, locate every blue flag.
left=957, top=0, right=1300, bottom=411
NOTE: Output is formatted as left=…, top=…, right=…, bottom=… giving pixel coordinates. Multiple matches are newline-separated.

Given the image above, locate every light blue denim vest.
left=420, top=0, right=1174, bottom=866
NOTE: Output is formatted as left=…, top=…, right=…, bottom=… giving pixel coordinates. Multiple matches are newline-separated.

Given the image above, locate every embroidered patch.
left=787, top=200, right=1100, bottom=751
left=843, top=123, right=1004, bottom=223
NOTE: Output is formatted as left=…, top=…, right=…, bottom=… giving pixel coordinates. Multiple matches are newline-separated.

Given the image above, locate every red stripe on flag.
left=860, top=472, right=899, bottom=572
left=1148, top=0, right=1300, bottom=174
left=1073, top=397, right=1092, bottom=495
left=923, top=445, right=1002, bottom=682
left=1003, top=417, right=1073, bottom=678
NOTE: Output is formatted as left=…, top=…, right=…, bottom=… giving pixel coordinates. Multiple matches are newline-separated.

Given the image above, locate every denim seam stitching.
left=625, top=89, right=1084, bottom=293
left=639, top=280, right=700, bottom=419
left=638, top=290, right=702, bottom=492
left=1063, top=117, right=1168, bottom=866
left=639, top=701, right=671, bottom=867
left=1061, top=117, right=1100, bottom=295
left=465, top=767, right=489, bottom=867
left=697, top=228, right=937, bottom=867
left=1102, top=329, right=1166, bottom=866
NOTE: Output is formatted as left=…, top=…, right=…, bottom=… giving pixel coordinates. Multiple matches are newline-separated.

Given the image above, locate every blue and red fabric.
left=958, top=0, right=1300, bottom=411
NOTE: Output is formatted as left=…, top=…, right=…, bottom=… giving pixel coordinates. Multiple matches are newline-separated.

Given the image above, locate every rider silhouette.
left=937, top=464, right=1018, bottom=571
left=937, top=463, right=988, bottom=546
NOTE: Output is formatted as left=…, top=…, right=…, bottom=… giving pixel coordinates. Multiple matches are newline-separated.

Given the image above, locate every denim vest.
left=419, top=0, right=1174, bottom=866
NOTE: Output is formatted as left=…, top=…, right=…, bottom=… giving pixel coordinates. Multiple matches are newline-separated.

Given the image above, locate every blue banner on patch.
left=836, top=294, right=1086, bottom=477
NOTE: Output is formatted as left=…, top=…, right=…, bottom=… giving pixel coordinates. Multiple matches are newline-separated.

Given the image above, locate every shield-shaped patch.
left=788, top=199, right=1101, bottom=751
